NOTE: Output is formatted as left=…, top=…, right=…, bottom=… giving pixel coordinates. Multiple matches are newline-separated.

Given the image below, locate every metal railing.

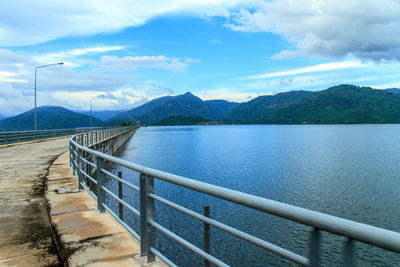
left=69, top=128, right=400, bottom=266
left=0, top=127, right=102, bottom=145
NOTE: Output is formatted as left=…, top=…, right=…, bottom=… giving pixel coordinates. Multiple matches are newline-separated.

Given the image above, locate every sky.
left=0, top=0, right=400, bottom=117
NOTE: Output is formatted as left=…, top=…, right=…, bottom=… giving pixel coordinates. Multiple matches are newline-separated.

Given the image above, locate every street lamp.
left=90, top=95, right=105, bottom=128
left=34, top=62, right=64, bottom=131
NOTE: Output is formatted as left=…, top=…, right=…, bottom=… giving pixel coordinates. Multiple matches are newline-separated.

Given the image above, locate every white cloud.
left=196, top=87, right=261, bottom=102
left=270, top=50, right=300, bottom=60
left=243, top=61, right=371, bottom=80
left=226, top=0, right=400, bottom=61
left=210, top=39, right=222, bottom=44
left=0, top=0, right=247, bottom=46
left=0, top=71, right=27, bottom=83
left=0, top=48, right=196, bottom=116
left=33, top=46, right=125, bottom=66
left=1, top=0, right=398, bottom=63
left=98, top=55, right=188, bottom=72
left=185, top=57, right=201, bottom=63
left=373, top=82, right=400, bottom=89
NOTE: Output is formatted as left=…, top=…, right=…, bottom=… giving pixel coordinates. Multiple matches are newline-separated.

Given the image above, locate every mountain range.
left=1, top=84, right=400, bottom=131
left=0, top=106, right=103, bottom=131
left=107, top=92, right=239, bottom=125
left=264, top=85, right=400, bottom=124
left=222, top=90, right=314, bottom=124
left=74, top=109, right=126, bottom=121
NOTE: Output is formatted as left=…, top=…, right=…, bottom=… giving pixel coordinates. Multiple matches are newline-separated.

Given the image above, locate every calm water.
left=106, top=125, right=400, bottom=266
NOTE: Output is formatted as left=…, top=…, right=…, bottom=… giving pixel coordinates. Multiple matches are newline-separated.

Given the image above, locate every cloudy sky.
left=1, top=0, right=400, bottom=116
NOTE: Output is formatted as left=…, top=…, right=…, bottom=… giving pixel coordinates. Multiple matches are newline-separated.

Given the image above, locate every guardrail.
left=70, top=128, right=400, bottom=266
left=0, top=127, right=102, bottom=145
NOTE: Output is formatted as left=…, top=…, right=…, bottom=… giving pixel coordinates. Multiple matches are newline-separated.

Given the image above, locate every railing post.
left=77, top=149, right=83, bottom=190
left=204, top=206, right=210, bottom=267
left=5, top=133, right=8, bottom=144
left=118, top=171, right=124, bottom=220
left=140, top=173, right=155, bottom=262
left=343, top=238, right=355, bottom=267
left=17, top=133, right=19, bottom=142
left=96, top=157, right=106, bottom=213
left=69, top=145, right=72, bottom=167
left=309, top=227, right=321, bottom=267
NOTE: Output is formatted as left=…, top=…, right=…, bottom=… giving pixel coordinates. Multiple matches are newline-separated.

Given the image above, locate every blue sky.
left=1, top=0, right=400, bottom=116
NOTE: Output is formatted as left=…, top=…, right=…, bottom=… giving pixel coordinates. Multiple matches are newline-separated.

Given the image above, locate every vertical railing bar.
left=140, top=173, right=156, bottom=262
left=118, top=171, right=124, bottom=221
left=96, top=157, right=106, bottom=212
left=77, top=149, right=83, bottom=190
left=69, top=145, right=72, bottom=167
left=147, top=175, right=155, bottom=263
left=140, top=173, right=148, bottom=257
left=343, top=237, right=355, bottom=267
left=204, top=206, right=210, bottom=267
left=309, top=227, right=321, bottom=267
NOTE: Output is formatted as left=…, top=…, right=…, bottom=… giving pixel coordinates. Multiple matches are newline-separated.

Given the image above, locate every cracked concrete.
left=0, top=138, right=69, bottom=267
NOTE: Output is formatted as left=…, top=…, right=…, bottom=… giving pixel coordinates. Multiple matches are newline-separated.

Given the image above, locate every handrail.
left=69, top=128, right=400, bottom=266
left=0, top=127, right=102, bottom=145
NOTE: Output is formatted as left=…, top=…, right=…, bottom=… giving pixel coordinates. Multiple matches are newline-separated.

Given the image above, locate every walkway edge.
left=45, top=151, right=167, bottom=266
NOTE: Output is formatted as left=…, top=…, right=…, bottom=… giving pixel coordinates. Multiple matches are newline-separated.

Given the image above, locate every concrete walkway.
left=0, top=138, right=69, bottom=266
left=0, top=137, right=167, bottom=267
left=47, top=151, right=149, bottom=266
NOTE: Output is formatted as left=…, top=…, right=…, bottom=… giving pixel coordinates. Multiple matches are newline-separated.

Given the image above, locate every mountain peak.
left=174, top=92, right=202, bottom=103
left=180, top=92, right=196, bottom=98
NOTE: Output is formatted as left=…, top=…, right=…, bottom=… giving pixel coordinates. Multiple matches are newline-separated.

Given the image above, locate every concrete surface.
left=46, top=151, right=168, bottom=266
left=0, top=137, right=70, bottom=266
left=0, top=136, right=167, bottom=266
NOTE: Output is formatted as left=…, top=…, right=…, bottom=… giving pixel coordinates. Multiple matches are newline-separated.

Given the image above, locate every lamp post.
left=34, top=62, right=64, bottom=131
left=90, top=95, right=105, bottom=128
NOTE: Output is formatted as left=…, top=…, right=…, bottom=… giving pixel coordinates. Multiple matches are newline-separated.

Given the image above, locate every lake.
left=106, top=125, right=400, bottom=266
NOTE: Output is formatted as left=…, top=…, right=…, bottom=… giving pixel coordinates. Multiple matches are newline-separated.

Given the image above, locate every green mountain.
left=156, top=115, right=211, bottom=126
left=0, top=106, right=104, bottom=131
left=2, top=85, right=398, bottom=130
left=204, top=100, right=240, bottom=120
left=108, top=95, right=174, bottom=124
left=109, top=92, right=238, bottom=125
left=266, top=85, right=400, bottom=124
left=136, top=92, right=213, bottom=125
left=222, top=90, right=314, bottom=123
